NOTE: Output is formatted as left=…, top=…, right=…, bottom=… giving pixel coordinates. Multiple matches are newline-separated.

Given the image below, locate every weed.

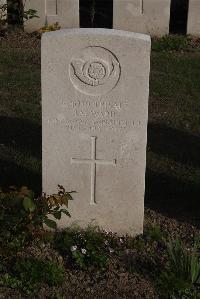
left=55, top=226, right=110, bottom=270
left=159, top=239, right=200, bottom=297
left=152, top=35, right=189, bottom=52
left=195, top=235, right=200, bottom=251
left=145, top=225, right=164, bottom=243
left=0, top=185, right=73, bottom=234
left=15, top=258, right=64, bottom=286
left=0, top=258, right=64, bottom=295
left=0, top=273, right=35, bottom=295
left=131, top=236, right=146, bottom=251
left=39, top=22, right=61, bottom=33
left=0, top=185, right=74, bottom=262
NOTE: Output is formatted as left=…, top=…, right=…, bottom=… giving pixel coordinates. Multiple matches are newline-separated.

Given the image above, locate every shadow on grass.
left=147, top=123, right=200, bottom=168
left=145, top=169, right=199, bottom=226
left=0, top=116, right=41, bottom=194
left=0, top=158, right=41, bottom=195
left=0, top=116, right=41, bottom=159
left=146, top=123, right=200, bottom=227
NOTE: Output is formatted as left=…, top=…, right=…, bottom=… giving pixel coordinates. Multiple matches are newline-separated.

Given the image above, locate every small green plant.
left=152, top=35, right=189, bottom=52
left=55, top=226, right=110, bottom=270
left=0, top=185, right=73, bottom=230
left=0, top=258, right=64, bottom=295
left=159, top=239, right=200, bottom=298
left=129, top=236, right=146, bottom=251
left=12, top=0, right=39, bottom=23
left=145, top=225, right=164, bottom=243
left=15, top=258, right=64, bottom=286
left=0, top=273, right=33, bottom=294
left=39, top=21, right=61, bottom=33
left=195, top=235, right=200, bottom=251
left=168, top=240, right=200, bottom=284
left=2, top=1, right=39, bottom=30
left=23, top=8, right=39, bottom=23
left=0, top=185, right=74, bottom=257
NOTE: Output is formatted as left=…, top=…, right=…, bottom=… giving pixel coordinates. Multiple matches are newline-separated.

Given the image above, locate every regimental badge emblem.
left=69, top=46, right=121, bottom=96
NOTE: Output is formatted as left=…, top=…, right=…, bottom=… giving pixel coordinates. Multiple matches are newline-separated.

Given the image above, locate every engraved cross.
left=71, top=136, right=116, bottom=205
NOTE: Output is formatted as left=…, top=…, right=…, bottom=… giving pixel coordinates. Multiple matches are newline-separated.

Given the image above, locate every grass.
left=0, top=41, right=41, bottom=192
left=147, top=48, right=200, bottom=226
left=0, top=34, right=199, bottom=228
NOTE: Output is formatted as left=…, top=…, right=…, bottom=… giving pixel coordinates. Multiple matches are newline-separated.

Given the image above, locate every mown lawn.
left=147, top=49, right=200, bottom=226
left=0, top=34, right=199, bottom=226
left=0, top=36, right=41, bottom=192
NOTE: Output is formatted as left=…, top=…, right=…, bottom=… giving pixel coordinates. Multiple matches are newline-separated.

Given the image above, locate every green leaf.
left=61, top=209, right=71, bottom=217
left=23, top=197, right=36, bottom=212
left=53, top=211, right=61, bottom=220
left=44, top=218, right=57, bottom=229
left=66, top=193, right=74, bottom=200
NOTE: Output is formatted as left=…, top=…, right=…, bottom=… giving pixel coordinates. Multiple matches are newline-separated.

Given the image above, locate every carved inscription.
left=69, top=47, right=121, bottom=96
left=71, top=136, right=116, bottom=205
left=47, top=99, right=136, bottom=132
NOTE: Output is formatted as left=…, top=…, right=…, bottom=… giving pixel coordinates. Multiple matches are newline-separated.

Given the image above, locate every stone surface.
left=113, top=0, right=171, bottom=36
left=0, top=0, right=7, bottom=20
left=187, top=0, right=200, bottom=35
left=42, top=29, right=151, bottom=236
left=23, top=0, right=79, bottom=32
left=0, top=0, right=7, bottom=22
left=0, top=0, right=6, bottom=6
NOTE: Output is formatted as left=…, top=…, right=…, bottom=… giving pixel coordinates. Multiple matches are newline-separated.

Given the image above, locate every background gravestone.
left=187, top=0, right=200, bottom=35
left=42, top=28, right=151, bottom=235
left=23, top=0, right=79, bottom=32
left=113, top=0, right=171, bottom=36
left=0, top=0, right=7, bottom=21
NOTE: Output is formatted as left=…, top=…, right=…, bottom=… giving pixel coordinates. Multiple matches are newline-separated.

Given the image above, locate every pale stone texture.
left=187, top=0, right=200, bottom=35
left=42, top=29, right=151, bottom=236
left=23, top=0, right=79, bottom=32
left=0, top=0, right=6, bottom=5
left=0, top=0, right=6, bottom=6
left=0, top=0, right=7, bottom=20
left=113, top=0, right=171, bottom=36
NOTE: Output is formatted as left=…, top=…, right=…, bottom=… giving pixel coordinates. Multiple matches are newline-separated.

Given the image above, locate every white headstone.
left=0, top=0, right=7, bottom=21
left=187, top=0, right=200, bottom=35
left=23, top=0, right=79, bottom=32
left=42, top=29, right=151, bottom=236
left=113, top=0, right=171, bottom=36
left=0, top=0, right=6, bottom=6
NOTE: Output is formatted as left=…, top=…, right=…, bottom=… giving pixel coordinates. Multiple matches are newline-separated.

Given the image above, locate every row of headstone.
left=23, top=0, right=200, bottom=36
